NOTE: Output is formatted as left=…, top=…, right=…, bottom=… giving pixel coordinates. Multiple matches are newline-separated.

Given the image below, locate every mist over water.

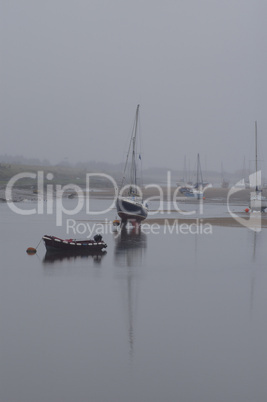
left=1, top=198, right=267, bottom=402
left=2, top=1, right=267, bottom=172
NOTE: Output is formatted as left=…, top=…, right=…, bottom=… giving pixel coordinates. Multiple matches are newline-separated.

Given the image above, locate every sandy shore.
left=143, top=216, right=267, bottom=228
left=0, top=188, right=40, bottom=202
left=87, top=186, right=252, bottom=201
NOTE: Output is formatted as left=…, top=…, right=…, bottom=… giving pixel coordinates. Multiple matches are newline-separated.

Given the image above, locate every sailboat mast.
left=196, top=153, right=204, bottom=189
left=196, top=154, right=200, bottom=189
left=255, top=121, right=258, bottom=192
left=183, top=155, right=187, bottom=183
left=131, top=105, right=139, bottom=188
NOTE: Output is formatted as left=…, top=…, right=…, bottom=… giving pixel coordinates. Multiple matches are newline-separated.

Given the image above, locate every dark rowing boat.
left=42, top=234, right=107, bottom=253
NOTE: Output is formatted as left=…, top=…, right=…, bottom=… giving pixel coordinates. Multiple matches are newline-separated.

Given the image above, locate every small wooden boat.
left=42, top=234, right=107, bottom=252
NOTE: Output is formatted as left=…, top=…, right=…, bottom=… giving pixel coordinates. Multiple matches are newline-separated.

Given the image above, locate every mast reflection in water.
left=114, top=222, right=147, bottom=362
left=114, top=222, right=147, bottom=267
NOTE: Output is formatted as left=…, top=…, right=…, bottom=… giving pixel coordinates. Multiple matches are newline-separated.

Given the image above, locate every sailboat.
left=234, top=157, right=250, bottom=188
left=192, top=153, right=205, bottom=198
left=182, top=154, right=204, bottom=199
left=116, top=105, right=148, bottom=222
left=221, top=162, right=229, bottom=188
left=249, top=122, right=267, bottom=212
left=177, top=155, right=190, bottom=187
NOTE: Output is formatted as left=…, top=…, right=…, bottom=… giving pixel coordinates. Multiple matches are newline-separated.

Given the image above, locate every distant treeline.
left=1, top=154, right=251, bottom=187
left=0, top=154, right=51, bottom=166
left=0, top=154, right=125, bottom=171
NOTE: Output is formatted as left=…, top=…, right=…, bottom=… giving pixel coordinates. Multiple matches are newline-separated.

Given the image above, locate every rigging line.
left=120, top=107, right=140, bottom=190
left=35, top=237, right=43, bottom=249
left=255, top=121, right=258, bottom=191
left=138, top=107, right=144, bottom=188
left=130, top=105, right=139, bottom=189
left=120, top=123, right=134, bottom=190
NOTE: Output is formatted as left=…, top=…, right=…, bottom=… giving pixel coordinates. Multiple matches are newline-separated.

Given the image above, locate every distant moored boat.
left=249, top=121, right=267, bottom=212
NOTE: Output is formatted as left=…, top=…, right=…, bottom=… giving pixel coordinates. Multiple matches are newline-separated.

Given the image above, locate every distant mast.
left=255, top=121, right=258, bottom=192
left=130, top=104, right=139, bottom=189
left=196, top=153, right=203, bottom=189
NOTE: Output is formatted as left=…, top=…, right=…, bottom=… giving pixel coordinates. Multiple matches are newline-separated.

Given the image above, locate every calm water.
left=1, top=199, right=267, bottom=402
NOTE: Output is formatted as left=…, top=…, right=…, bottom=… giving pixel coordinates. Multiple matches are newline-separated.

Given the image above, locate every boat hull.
left=249, top=193, right=267, bottom=211
left=192, top=190, right=204, bottom=199
left=42, top=235, right=107, bottom=253
left=180, top=187, right=203, bottom=199
left=116, top=197, right=148, bottom=222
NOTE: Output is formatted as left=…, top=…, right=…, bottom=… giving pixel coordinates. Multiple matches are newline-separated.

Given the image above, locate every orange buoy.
left=245, top=208, right=250, bottom=213
left=26, top=247, right=37, bottom=254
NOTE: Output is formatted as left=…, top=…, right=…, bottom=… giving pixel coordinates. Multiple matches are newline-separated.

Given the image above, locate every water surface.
left=1, top=200, right=267, bottom=402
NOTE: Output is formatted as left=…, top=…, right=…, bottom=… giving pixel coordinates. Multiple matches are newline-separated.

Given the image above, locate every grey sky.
left=1, top=0, right=266, bottom=173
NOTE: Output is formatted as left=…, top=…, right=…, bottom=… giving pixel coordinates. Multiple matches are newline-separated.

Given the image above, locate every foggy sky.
left=1, top=0, right=266, bottom=173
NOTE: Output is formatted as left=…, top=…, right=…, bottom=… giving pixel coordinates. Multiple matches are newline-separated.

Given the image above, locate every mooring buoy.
left=26, top=247, right=37, bottom=254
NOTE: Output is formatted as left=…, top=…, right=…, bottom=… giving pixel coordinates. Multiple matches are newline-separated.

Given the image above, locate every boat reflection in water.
left=43, top=250, right=107, bottom=265
left=114, top=221, right=147, bottom=267
left=114, top=221, right=147, bottom=362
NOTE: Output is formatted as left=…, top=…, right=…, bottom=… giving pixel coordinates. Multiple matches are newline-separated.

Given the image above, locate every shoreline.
left=0, top=186, right=257, bottom=203
left=76, top=215, right=267, bottom=229
left=143, top=216, right=267, bottom=228
left=2, top=187, right=267, bottom=229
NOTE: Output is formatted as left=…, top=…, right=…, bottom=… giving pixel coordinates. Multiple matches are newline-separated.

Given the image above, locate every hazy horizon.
left=1, top=1, right=266, bottom=172
left=0, top=153, right=262, bottom=182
